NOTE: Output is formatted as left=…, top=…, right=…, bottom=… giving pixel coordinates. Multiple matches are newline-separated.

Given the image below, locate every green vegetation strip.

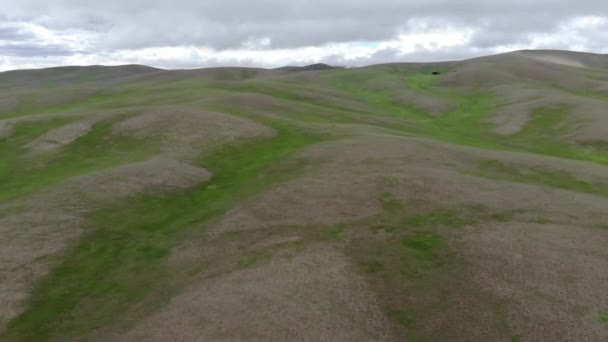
left=3, top=121, right=323, bottom=341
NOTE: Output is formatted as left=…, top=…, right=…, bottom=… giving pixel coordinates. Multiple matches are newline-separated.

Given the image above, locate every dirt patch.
left=0, top=210, right=83, bottom=332
left=112, top=106, right=274, bottom=159
left=214, top=139, right=393, bottom=234
left=568, top=97, right=608, bottom=143
left=0, top=158, right=211, bottom=332
left=458, top=222, right=608, bottom=341
left=489, top=96, right=566, bottom=135
left=122, top=244, right=392, bottom=341
left=204, top=90, right=382, bottom=120
left=56, top=158, right=211, bottom=208
left=517, top=52, right=587, bottom=69
left=0, top=121, right=14, bottom=139
left=25, top=121, right=93, bottom=151
left=440, top=65, right=517, bottom=88
left=216, top=169, right=382, bottom=233
left=488, top=87, right=608, bottom=141
left=255, top=136, right=608, bottom=340
left=216, top=135, right=608, bottom=235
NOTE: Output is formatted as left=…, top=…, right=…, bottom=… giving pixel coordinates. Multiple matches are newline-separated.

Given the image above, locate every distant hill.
left=276, top=63, right=340, bottom=72
left=0, top=64, right=162, bottom=89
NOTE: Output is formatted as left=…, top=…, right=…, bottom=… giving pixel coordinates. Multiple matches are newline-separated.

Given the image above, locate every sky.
left=0, top=0, right=607, bottom=71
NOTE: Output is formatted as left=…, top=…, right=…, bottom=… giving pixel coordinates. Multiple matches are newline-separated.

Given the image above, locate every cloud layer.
left=1, top=1, right=607, bottom=70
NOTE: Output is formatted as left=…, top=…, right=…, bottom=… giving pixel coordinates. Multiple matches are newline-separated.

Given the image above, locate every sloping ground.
left=111, top=106, right=275, bottom=158
left=459, top=222, right=608, bottom=341
left=1, top=49, right=608, bottom=341
left=121, top=245, right=391, bottom=341
left=0, top=108, right=272, bottom=334
left=276, top=63, right=339, bottom=72
left=124, top=135, right=608, bottom=341
left=0, top=158, right=211, bottom=331
left=25, top=121, right=94, bottom=152
left=0, top=65, right=161, bottom=89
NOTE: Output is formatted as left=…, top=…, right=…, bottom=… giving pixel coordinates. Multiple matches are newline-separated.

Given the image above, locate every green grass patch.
left=325, top=224, right=346, bottom=241
left=402, top=232, right=443, bottom=253
left=513, top=107, right=570, bottom=140
left=405, top=73, right=441, bottom=91
left=3, top=121, right=324, bottom=341
left=498, top=106, right=608, bottom=163
left=349, top=227, right=454, bottom=339
left=0, top=120, right=59, bottom=188
left=474, top=160, right=608, bottom=197
left=405, top=209, right=468, bottom=229
left=380, top=192, right=403, bottom=214
left=400, top=232, right=445, bottom=279
left=600, top=312, right=608, bottom=324
left=360, top=259, right=385, bottom=274
left=0, top=115, right=158, bottom=201
left=389, top=309, right=417, bottom=327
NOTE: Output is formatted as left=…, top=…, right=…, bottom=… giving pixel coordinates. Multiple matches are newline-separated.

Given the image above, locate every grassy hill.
left=1, top=50, right=608, bottom=341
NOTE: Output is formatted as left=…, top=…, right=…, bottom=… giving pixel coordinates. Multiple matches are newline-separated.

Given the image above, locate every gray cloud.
left=4, top=1, right=608, bottom=49
left=0, top=43, right=77, bottom=57
left=319, top=45, right=493, bottom=67
left=0, top=25, right=34, bottom=41
left=1, top=0, right=608, bottom=70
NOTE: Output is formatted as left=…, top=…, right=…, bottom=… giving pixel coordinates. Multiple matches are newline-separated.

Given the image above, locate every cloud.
left=1, top=1, right=608, bottom=70
left=0, top=42, right=76, bottom=57
left=0, top=24, right=34, bottom=41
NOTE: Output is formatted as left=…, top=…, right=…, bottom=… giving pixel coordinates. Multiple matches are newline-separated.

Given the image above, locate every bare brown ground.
left=25, top=121, right=93, bottom=152
left=446, top=52, right=608, bottom=97
left=122, top=244, right=392, bottom=342
left=0, top=121, right=14, bottom=139
left=489, top=88, right=560, bottom=135
left=519, top=52, right=587, bottom=68
left=204, top=89, right=382, bottom=118
left=216, top=166, right=383, bottom=233
left=112, top=106, right=275, bottom=159
left=0, top=158, right=211, bottom=331
left=439, top=65, right=518, bottom=88
left=487, top=84, right=608, bottom=142
left=208, top=133, right=608, bottom=234
left=458, top=222, right=608, bottom=341
left=192, top=135, right=608, bottom=340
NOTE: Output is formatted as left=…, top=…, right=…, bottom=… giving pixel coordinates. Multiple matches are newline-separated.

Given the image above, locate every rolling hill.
left=1, top=49, right=608, bottom=341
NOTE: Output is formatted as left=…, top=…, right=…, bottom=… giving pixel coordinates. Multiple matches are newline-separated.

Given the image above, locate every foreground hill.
left=1, top=49, right=608, bottom=341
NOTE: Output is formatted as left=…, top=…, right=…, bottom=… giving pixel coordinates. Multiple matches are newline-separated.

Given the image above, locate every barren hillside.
left=1, top=50, right=608, bottom=341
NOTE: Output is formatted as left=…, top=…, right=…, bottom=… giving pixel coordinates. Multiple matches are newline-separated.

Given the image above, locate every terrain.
left=0, top=49, right=607, bottom=341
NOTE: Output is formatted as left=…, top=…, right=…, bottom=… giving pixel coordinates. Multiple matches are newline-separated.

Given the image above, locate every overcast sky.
left=1, top=0, right=607, bottom=71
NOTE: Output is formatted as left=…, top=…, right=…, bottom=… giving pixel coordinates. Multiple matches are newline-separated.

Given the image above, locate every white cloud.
left=1, top=1, right=607, bottom=71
